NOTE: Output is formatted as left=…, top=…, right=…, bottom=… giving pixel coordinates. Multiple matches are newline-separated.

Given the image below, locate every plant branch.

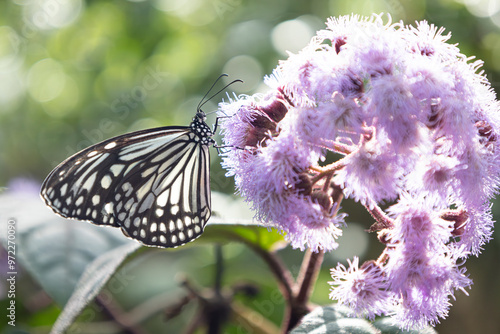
left=317, top=138, right=356, bottom=155
left=221, top=231, right=295, bottom=303
left=310, top=157, right=347, bottom=178
left=214, top=244, right=223, bottom=294
left=363, top=200, right=395, bottom=232
left=231, top=301, right=280, bottom=334
left=95, top=293, right=147, bottom=334
left=295, top=249, right=324, bottom=306
left=282, top=249, right=324, bottom=332
left=244, top=241, right=294, bottom=302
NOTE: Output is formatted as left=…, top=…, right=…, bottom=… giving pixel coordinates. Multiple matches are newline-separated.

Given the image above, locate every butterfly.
left=40, top=75, right=240, bottom=248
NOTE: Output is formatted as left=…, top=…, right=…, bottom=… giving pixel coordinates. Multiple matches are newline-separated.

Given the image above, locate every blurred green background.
left=1, top=0, right=500, bottom=333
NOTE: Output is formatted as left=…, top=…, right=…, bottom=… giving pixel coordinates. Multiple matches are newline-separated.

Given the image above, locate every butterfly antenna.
left=197, top=74, right=243, bottom=112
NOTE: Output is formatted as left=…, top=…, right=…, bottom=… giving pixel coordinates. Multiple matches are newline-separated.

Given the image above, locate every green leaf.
left=291, top=304, right=381, bottom=334
left=0, top=190, right=283, bottom=333
left=0, top=192, right=138, bottom=306
left=50, top=242, right=140, bottom=334
left=372, top=318, right=438, bottom=334
left=203, top=223, right=287, bottom=251
left=291, top=304, right=439, bottom=334
left=211, top=191, right=255, bottom=221
left=200, top=192, right=287, bottom=251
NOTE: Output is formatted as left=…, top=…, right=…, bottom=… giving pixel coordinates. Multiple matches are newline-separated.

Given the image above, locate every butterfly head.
left=195, top=74, right=242, bottom=125
left=194, top=110, right=207, bottom=122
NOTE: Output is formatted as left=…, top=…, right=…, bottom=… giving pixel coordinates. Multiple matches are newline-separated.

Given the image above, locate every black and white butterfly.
left=40, top=75, right=239, bottom=248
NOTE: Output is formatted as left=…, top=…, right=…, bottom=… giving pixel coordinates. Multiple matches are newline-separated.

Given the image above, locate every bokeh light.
left=222, top=55, right=263, bottom=92
left=0, top=26, right=25, bottom=108
left=271, top=18, right=315, bottom=56
left=27, top=58, right=66, bottom=103
left=22, top=0, right=83, bottom=31
left=329, top=223, right=369, bottom=263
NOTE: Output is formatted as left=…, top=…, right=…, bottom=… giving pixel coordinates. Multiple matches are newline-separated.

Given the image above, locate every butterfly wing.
left=40, top=126, right=211, bottom=248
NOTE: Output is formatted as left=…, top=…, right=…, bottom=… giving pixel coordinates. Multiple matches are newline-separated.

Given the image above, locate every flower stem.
left=295, top=249, right=324, bottom=306
left=317, top=138, right=356, bottom=154
left=363, top=200, right=395, bottom=232
left=224, top=231, right=295, bottom=302
left=310, top=158, right=347, bottom=183
left=283, top=249, right=324, bottom=333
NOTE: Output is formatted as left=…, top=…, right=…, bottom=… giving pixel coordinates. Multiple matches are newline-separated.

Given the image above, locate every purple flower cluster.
left=218, top=14, right=500, bottom=329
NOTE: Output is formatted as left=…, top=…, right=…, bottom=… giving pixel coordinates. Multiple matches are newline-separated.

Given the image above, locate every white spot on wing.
left=138, top=193, right=155, bottom=213
left=123, top=161, right=139, bottom=176
left=142, top=166, right=158, bottom=178
left=121, top=182, right=133, bottom=197
left=92, top=195, right=100, bottom=205
left=104, top=202, right=113, bottom=214
left=170, top=178, right=181, bottom=206
left=60, top=183, right=68, bottom=196
left=125, top=198, right=134, bottom=211
left=110, top=164, right=124, bottom=177
left=101, top=175, right=112, bottom=189
left=130, top=203, right=138, bottom=216
left=82, top=172, right=98, bottom=191
left=176, top=219, right=184, bottom=231
left=160, top=223, right=167, bottom=233
left=104, top=142, right=117, bottom=149
left=136, top=176, right=155, bottom=201
left=157, top=190, right=170, bottom=207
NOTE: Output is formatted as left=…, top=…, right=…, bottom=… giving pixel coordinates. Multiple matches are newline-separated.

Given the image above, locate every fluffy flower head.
left=218, top=13, right=499, bottom=330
